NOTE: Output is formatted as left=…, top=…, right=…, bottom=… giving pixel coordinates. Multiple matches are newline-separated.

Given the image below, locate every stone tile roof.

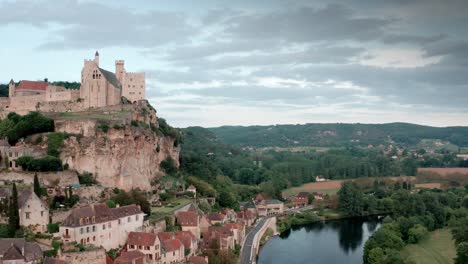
left=16, top=80, right=48, bottom=91
left=127, top=232, right=157, bottom=247
left=99, top=68, right=122, bottom=89
left=176, top=211, right=198, bottom=227
left=18, top=190, right=48, bottom=209
left=189, top=256, right=208, bottom=264
left=0, top=239, right=42, bottom=262
left=114, top=250, right=146, bottom=264
left=161, top=239, right=183, bottom=252
left=62, top=203, right=143, bottom=228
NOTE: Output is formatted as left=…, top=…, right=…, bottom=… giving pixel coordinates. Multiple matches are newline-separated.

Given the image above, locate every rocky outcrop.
left=58, top=103, right=180, bottom=191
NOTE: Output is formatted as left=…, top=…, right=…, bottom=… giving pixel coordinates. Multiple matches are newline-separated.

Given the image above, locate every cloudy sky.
left=1, top=0, right=467, bottom=127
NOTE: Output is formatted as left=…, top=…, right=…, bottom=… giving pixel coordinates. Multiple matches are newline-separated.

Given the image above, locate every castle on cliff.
left=1, top=51, right=146, bottom=113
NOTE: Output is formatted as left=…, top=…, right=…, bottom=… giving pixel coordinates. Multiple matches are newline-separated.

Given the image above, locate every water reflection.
left=258, top=217, right=381, bottom=264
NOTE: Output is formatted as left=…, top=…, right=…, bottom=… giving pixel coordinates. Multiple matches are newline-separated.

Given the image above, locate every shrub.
left=98, top=122, right=109, bottom=133
left=47, top=132, right=69, bottom=157
left=16, top=156, right=63, bottom=172
left=160, top=157, right=177, bottom=175
left=105, top=200, right=116, bottom=208
left=1, top=112, right=54, bottom=145
left=78, top=172, right=96, bottom=186
left=47, top=223, right=60, bottom=234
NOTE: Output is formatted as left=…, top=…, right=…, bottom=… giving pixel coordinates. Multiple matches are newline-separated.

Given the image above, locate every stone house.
left=236, top=210, right=255, bottom=227
left=199, top=215, right=211, bottom=234
left=115, top=250, right=149, bottom=264
left=202, top=226, right=234, bottom=251
left=176, top=211, right=200, bottom=239
left=292, top=192, right=309, bottom=207
left=188, top=256, right=208, bottom=264
left=206, top=213, right=227, bottom=225
left=127, top=232, right=161, bottom=263
left=60, top=203, right=145, bottom=250
left=18, top=190, right=49, bottom=233
left=0, top=238, right=42, bottom=263
left=224, top=223, right=245, bottom=245
left=253, top=194, right=285, bottom=216
left=0, top=140, right=44, bottom=171
left=56, top=248, right=108, bottom=264
left=157, top=233, right=185, bottom=264
left=175, top=231, right=197, bottom=257
left=221, top=208, right=237, bottom=222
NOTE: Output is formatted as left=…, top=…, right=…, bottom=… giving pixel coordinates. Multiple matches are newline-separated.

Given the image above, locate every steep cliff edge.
left=54, top=102, right=180, bottom=191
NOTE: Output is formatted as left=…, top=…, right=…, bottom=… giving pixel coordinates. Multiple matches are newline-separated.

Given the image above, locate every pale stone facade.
left=18, top=190, right=49, bottom=233
left=60, top=203, right=145, bottom=250
left=0, top=140, right=44, bottom=170
left=2, top=51, right=147, bottom=113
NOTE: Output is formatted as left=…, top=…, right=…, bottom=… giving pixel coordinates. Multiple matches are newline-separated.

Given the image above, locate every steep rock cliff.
left=57, top=103, right=180, bottom=191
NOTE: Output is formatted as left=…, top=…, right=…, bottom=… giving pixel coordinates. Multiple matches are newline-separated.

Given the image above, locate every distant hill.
left=208, top=123, right=468, bottom=148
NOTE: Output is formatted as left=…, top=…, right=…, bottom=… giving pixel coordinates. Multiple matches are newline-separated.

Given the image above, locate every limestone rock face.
left=61, top=125, right=179, bottom=191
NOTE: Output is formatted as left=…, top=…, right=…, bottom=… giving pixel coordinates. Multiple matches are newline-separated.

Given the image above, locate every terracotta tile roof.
left=161, top=239, right=183, bottom=252
left=114, top=250, right=146, bottom=264
left=207, top=212, right=226, bottom=221
left=16, top=80, right=48, bottom=91
left=177, top=211, right=198, bottom=227
left=224, top=223, right=241, bottom=230
left=127, top=232, right=158, bottom=247
left=187, top=185, right=196, bottom=191
left=62, top=203, right=143, bottom=228
left=189, top=256, right=208, bottom=264
left=297, top=192, right=309, bottom=198
left=157, top=232, right=174, bottom=242
left=175, top=231, right=196, bottom=249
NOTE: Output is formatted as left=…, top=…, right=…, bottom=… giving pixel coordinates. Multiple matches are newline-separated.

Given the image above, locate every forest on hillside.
left=209, top=123, right=468, bottom=148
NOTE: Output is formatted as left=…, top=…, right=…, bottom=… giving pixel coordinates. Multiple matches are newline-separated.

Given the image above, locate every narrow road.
left=240, top=217, right=269, bottom=264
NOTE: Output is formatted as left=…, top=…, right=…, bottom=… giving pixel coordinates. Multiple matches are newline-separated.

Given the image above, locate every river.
left=257, top=217, right=381, bottom=264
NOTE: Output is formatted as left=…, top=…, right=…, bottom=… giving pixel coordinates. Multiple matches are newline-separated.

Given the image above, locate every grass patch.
left=401, top=228, right=456, bottom=264
left=150, top=198, right=192, bottom=222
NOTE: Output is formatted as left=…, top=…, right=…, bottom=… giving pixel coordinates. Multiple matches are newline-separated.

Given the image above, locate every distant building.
left=253, top=194, right=284, bottom=216
left=114, top=250, right=149, bottom=264
left=315, top=176, right=327, bottom=182
left=207, top=212, right=227, bottom=225
left=127, top=232, right=161, bottom=262
left=60, top=203, right=145, bottom=250
left=176, top=211, right=200, bottom=239
left=291, top=192, right=309, bottom=207
left=18, top=190, right=49, bottom=233
left=0, top=139, right=44, bottom=171
left=0, top=238, right=42, bottom=264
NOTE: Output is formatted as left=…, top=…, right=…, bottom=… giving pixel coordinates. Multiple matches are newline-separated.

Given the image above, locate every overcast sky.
left=1, top=0, right=467, bottom=127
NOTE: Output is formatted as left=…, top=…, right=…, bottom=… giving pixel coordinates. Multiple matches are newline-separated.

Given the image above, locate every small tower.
left=115, top=60, right=125, bottom=84
left=8, top=79, right=15, bottom=98
left=94, top=51, right=99, bottom=66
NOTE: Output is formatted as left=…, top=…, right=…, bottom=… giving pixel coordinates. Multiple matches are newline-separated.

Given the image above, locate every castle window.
left=26, top=212, right=30, bottom=219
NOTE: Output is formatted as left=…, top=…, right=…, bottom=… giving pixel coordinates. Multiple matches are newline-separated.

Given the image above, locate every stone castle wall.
left=55, top=119, right=98, bottom=137
left=60, top=248, right=107, bottom=264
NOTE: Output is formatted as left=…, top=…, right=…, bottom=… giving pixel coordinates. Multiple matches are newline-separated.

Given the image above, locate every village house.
left=199, top=215, right=211, bottom=234
left=221, top=208, right=237, bottom=222
left=176, top=211, right=200, bottom=239
left=157, top=233, right=185, bottom=264
left=175, top=231, right=198, bottom=256
left=0, top=139, right=44, bottom=170
left=188, top=256, right=208, bottom=264
left=127, top=232, right=161, bottom=263
left=236, top=210, right=255, bottom=227
left=0, top=238, right=42, bottom=264
left=60, top=203, right=145, bottom=250
left=115, top=250, right=149, bottom=264
left=202, top=226, right=235, bottom=251
left=253, top=194, right=285, bottom=216
left=185, top=185, right=196, bottom=198
left=315, top=176, right=327, bottom=182
left=291, top=192, right=309, bottom=207
left=18, top=190, right=49, bottom=233
left=206, top=212, right=227, bottom=225
left=224, top=223, right=245, bottom=245
left=313, top=192, right=325, bottom=201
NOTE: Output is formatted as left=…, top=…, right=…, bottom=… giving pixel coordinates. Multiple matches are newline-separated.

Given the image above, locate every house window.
left=25, top=212, right=30, bottom=219
left=136, top=215, right=139, bottom=221
left=138, top=245, right=142, bottom=250
left=80, top=228, right=83, bottom=234
left=118, top=219, right=121, bottom=225
left=146, top=246, right=150, bottom=250
left=103, top=224, right=106, bottom=230
left=130, top=245, right=135, bottom=249
left=92, top=226, right=96, bottom=232
left=41, top=211, right=44, bottom=217
left=108, top=222, right=111, bottom=228
left=128, top=217, right=131, bottom=222
left=86, top=227, right=90, bottom=233
left=93, top=236, right=96, bottom=241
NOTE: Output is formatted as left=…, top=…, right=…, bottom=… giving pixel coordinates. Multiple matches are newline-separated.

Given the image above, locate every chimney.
left=44, top=78, right=48, bottom=83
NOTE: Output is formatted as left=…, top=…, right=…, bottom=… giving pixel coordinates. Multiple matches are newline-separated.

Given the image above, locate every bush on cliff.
left=0, top=112, right=54, bottom=145
left=16, top=156, right=63, bottom=172
left=47, top=132, right=70, bottom=157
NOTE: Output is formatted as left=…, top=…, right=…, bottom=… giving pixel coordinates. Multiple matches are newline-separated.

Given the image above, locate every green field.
left=149, top=198, right=192, bottom=222
left=402, top=228, right=456, bottom=264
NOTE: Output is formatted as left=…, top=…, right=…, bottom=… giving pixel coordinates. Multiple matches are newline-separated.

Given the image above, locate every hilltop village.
left=0, top=52, right=292, bottom=264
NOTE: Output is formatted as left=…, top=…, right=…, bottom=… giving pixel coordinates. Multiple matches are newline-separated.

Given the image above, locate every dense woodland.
left=209, top=123, right=468, bottom=148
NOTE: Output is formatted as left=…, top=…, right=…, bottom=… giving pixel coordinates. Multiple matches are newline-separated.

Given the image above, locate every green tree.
left=338, top=182, right=364, bottom=216
left=8, top=183, right=20, bottom=235
left=33, top=173, right=41, bottom=197
left=455, top=242, right=468, bottom=264
left=408, top=224, right=428, bottom=243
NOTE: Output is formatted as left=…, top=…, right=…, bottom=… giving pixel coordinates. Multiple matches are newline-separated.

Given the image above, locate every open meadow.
left=401, top=228, right=456, bottom=264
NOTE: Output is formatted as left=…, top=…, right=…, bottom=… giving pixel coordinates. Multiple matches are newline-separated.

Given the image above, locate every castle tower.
left=94, top=51, right=99, bottom=66
left=8, top=79, right=15, bottom=97
left=115, top=60, right=125, bottom=84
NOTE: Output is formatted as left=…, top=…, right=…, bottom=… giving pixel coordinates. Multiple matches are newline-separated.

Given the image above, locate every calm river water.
left=257, top=217, right=381, bottom=264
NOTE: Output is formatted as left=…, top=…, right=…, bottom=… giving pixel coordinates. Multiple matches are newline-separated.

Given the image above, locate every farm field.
left=417, top=167, right=468, bottom=175
left=402, top=228, right=456, bottom=264
left=415, top=183, right=442, bottom=189
left=282, top=176, right=416, bottom=198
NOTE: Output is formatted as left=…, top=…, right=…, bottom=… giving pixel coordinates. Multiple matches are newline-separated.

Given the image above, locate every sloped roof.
left=99, top=68, right=121, bottom=89
left=297, top=192, right=309, bottom=198
left=175, top=231, right=196, bottom=249
left=0, top=239, right=42, bottom=262
left=0, top=140, right=10, bottom=147
left=189, top=256, right=208, bottom=264
left=114, top=250, right=146, bottom=264
left=161, top=239, right=183, bottom=252
left=127, top=232, right=157, bottom=247
left=176, top=211, right=198, bottom=227
left=157, top=232, right=174, bottom=242
left=207, top=212, right=226, bottom=221
left=16, top=80, right=48, bottom=91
